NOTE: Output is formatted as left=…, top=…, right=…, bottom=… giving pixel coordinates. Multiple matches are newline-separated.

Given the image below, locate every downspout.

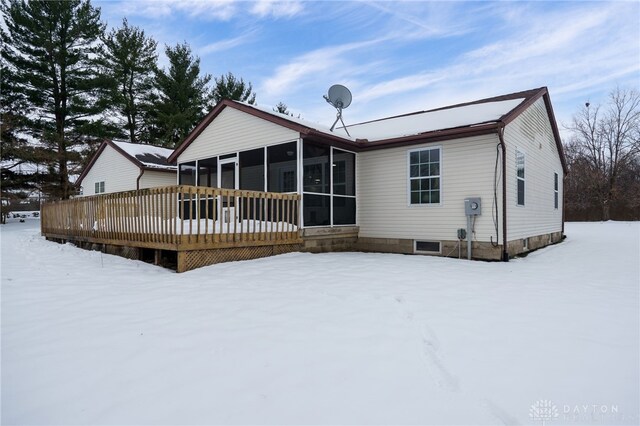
left=562, top=174, right=566, bottom=235
left=136, top=167, right=145, bottom=190
left=497, top=124, right=509, bottom=262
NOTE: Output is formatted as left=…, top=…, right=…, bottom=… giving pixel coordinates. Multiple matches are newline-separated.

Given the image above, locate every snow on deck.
left=344, top=98, right=525, bottom=141
left=112, top=140, right=176, bottom=170
left=1, top=220, right=638, bottom=424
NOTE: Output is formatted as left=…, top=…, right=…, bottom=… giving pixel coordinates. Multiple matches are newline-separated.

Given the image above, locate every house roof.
left=169, top=87, right=566, bottom=173
left=110, top=141, right=176, bottom=170
left=76, top=140, right=176, bottom=187
left=341, top=98, right=525, bottom=140
left=167, top=100, right=360, bottom=163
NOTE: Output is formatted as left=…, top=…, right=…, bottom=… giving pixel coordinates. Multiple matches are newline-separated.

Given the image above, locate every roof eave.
left=168, top=100, right=356, bottom=163
left=498, top=87, right=568, bottom=175
left=357, top=123, right=501, bottom=150
left=140, top=165, right=178, bottom=173
left=541, top=92, right=568, bottom=175
left=167, top=101, right=227, bottom=163
left=76, top=140, right=172, bottom=188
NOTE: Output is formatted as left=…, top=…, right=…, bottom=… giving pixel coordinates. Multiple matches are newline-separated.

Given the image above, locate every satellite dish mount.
left=323, top=84, right=352, bottom=137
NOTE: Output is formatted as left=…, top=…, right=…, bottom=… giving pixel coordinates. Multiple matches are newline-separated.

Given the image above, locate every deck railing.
left=41, top=185, right=301, bottom=250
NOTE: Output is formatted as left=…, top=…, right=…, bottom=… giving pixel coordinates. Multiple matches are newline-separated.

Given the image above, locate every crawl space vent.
left=415, top=240, right=441, bottom=253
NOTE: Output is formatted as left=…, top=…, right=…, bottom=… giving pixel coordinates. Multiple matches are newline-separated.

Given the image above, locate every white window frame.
left=95, top=181, right=105, bottom=194
left=407, top=146, right=442, bottom=207
left=516, top=149, right=525, bottom=206
left=554, top=172, right=559, bottom=209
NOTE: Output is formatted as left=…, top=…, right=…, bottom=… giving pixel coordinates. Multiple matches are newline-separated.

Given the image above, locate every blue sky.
left=96, top=1, right=640, bottom=138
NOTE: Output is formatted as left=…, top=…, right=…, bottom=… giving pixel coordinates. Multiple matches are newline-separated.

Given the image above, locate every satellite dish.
left=323, top=84, right=352, bottom=136
left=326, top=84, right=352, bottom=109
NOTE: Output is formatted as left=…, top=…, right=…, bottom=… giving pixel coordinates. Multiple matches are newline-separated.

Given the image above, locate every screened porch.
left=177, top=139, right=357, bottom=229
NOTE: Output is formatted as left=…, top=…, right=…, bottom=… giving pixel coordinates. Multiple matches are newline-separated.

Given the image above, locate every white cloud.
left=106, top=0, right=304, bottom=21
left=260, top=38, right=388, bottom=97
left=199, top=31, right=256, bottom=55
left=334, top=2, right=639, bottom=126
left=111, top=0, right=238, bottom=21
left=365, top=1, right=476, bottom=39
left=250, top=0, right=304, bottom=18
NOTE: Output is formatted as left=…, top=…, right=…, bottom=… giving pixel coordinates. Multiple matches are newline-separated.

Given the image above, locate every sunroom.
left=176, top=139, right=357, bottom=229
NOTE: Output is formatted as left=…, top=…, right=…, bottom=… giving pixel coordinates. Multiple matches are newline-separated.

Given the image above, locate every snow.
left=1, top=220, right=639, bottom=425
left=88, top=217, right=297, bottom=234
left=241, top=98, right=525, bottom=143
left=344, top=98, right=525, bottom=141
left=241, top=102, right=358, bottom=141
left=111, top=140, right=176, bottom=170
left=171, top=218, right=296, bottom=234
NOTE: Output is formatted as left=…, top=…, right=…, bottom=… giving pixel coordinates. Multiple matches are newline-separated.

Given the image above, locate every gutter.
left=497, top=124, right=509, bottom=262
left=357, top=123, right=499, bottom=150
left=305, top=123, right=501, bottom=152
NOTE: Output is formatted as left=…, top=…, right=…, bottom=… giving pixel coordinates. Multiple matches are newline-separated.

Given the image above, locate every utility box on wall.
left=464, top=197, right=481, bottom=216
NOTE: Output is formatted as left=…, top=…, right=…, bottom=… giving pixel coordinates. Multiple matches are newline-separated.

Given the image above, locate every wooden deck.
left=41, top=186, right=302, bottom=272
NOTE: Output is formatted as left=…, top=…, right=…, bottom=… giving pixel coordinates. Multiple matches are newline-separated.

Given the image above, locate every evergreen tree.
left=151, top=43, right=211, bottom=148
left=273, top=102, right=290, bottom=115
left=1, top=0, right=111, bottom=199
left=101, top=18, right=157, bottom=144
left=273, top=101, right=300, bottom=118
left=211, top=72, right=257, bottom=105
left=0, top=57, right=47, bottom=222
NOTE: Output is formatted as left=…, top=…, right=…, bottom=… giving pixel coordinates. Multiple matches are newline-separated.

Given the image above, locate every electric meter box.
left=464, top=197, right=482, bottom=216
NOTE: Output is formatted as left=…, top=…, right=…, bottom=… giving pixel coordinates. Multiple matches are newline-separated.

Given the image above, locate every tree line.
left=1, top=0, right=259, bottom=201
left=2, top=1, right=636, bottom=221
left=564, top=87, right=640, bottom=221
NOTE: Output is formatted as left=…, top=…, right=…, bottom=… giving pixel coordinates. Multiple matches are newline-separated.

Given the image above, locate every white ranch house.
left=168, top=87, right=566, bottom=261
left=76, top=140, right=176, bottom=196
left=43, top=87, right=565, bottom=271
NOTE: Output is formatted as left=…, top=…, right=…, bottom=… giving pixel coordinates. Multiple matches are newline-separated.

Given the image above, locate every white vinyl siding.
left=80, top=145, right=139, bottom=196
left=504, top=97, right=563, bottom=240
left=139, top=170, right=175, bottom=189
left=357, top=134, right=502, bottom=242
left=178, top=107, right=299, bottom=163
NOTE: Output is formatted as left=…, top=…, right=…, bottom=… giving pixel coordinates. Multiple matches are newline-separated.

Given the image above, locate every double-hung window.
left=516, top=149, right=525, bottom=206
left=554, top=172, right=559, bottom=209
left=409, top=147, right=441, bottom=205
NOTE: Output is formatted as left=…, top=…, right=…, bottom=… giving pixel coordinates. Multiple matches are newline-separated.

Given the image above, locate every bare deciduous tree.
left=566, top=87, right=640, bottom=220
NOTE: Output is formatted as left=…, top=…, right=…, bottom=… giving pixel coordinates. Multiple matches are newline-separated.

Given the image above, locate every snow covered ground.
left=1, top=219, right=638, bottom=425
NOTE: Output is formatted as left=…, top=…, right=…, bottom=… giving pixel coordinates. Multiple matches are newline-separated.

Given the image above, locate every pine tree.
left=273, top=102, right=290, bottom=115
left=0, top=58, right=47, bottom=222
left=1, top=0, right=111, bottom=199
left=273, top=101, right=300, bottom=118
left=101, top=18, right=157, bottom=144
left=151, top=43, right=211, bottom=148
left=211, top=72, right=257, bottom=105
